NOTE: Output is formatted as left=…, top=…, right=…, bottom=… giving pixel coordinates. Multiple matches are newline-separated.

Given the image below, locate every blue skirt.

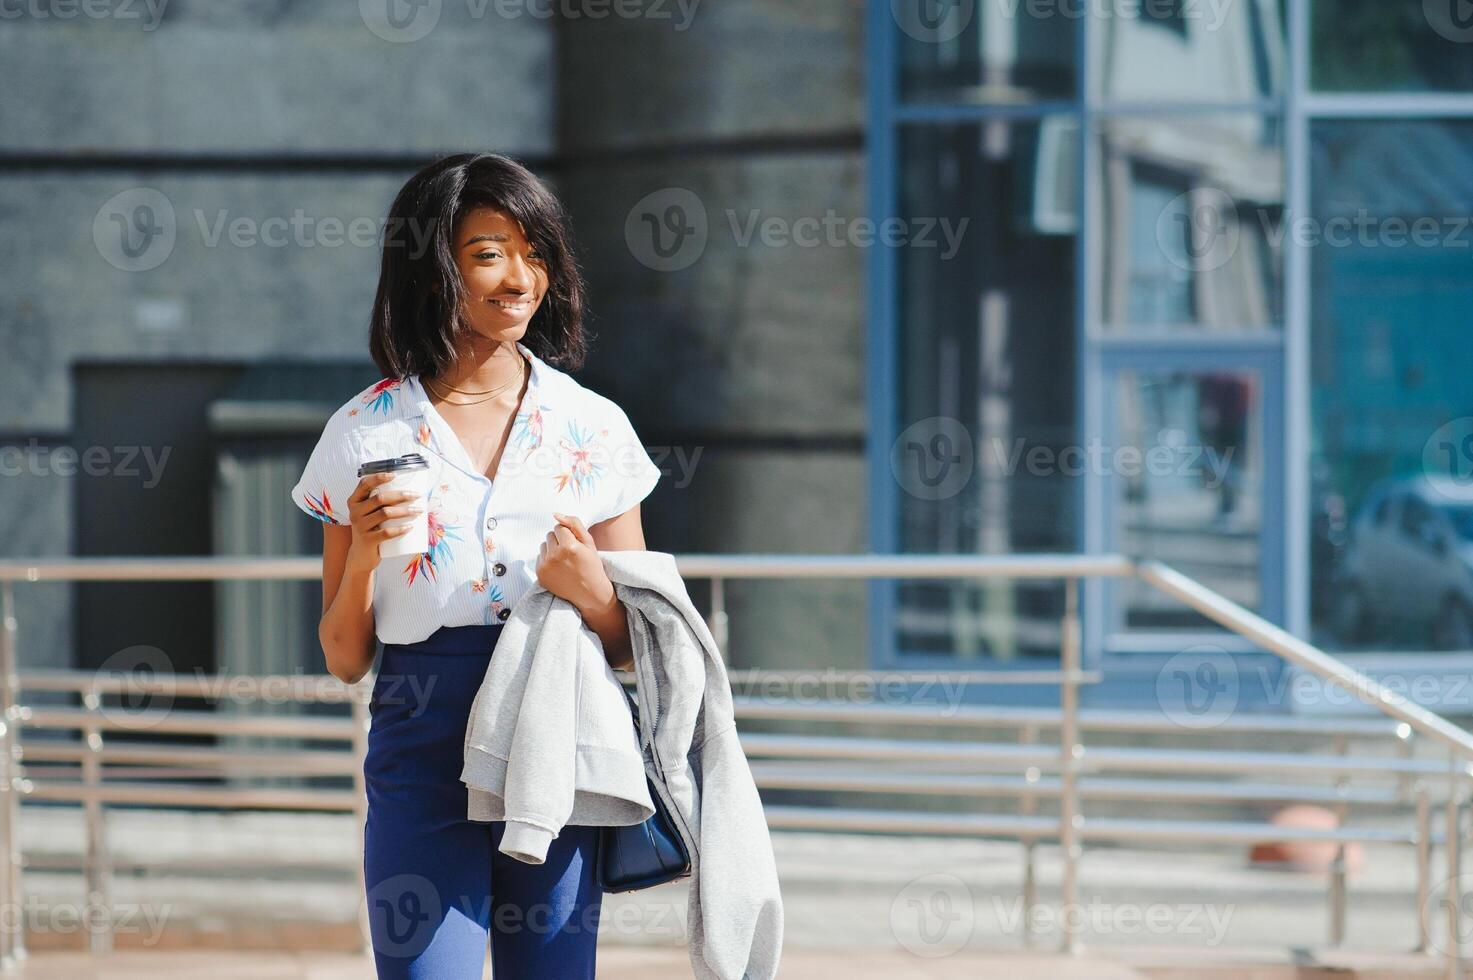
left=362, top=624, right=604, bottom=979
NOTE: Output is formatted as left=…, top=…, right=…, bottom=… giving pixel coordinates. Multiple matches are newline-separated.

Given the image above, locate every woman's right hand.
left=344, top=471, right=424, bottom=573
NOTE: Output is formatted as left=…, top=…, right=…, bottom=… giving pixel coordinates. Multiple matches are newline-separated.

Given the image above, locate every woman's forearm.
left=321, top=560, right=379, bottom=684
left=577, top=580, right=635, bottom=671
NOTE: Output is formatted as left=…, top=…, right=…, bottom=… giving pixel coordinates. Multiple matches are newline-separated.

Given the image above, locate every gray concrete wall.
left=0, top=2, right=555, bottom=668
left=553, top=0, right=869, bottom=671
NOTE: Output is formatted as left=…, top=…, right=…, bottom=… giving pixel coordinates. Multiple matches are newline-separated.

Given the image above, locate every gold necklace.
left=431, top=353, right=524, bottom=396
left=425, top=356, right=525, bottom=406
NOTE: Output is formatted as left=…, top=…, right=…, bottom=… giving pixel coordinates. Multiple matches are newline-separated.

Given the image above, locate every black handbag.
left=595, top=685, right=692, bottom=893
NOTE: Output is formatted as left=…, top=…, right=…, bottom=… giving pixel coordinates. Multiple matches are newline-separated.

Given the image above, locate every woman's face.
left=452, top=207, right=549, bottom=344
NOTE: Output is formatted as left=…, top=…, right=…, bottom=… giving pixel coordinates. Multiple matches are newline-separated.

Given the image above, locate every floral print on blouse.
left=289, top=340, right=662, bottom=646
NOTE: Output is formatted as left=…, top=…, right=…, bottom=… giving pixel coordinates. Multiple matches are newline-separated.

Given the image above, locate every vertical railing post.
left=1329, top=734, right=1348, bottom=947
left=0, top=582, right=23, bottom=967
left=1419, top=781, right=1432, bottom=954
left=80, top=692, right=112, bottom=954
left=1446, top=754, right=1464, bottom=980
left=709, top=577, right=729, bottom=659
left=1058, top=577, right=1082, bottom=955
left=1019, top=724, right=1038, bottom=948
left=350, top=682, right=372, bottom=955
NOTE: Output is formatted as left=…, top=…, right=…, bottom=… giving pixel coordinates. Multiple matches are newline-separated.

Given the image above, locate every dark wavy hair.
left=368, top=152, right=588, bottom=379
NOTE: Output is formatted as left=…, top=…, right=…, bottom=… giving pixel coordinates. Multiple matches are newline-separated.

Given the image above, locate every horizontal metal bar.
left=726, top=670, right=1103, bottom=685
left=739, top=733, right=1459, bottom=779
left=748, top=764, right=1413, bottom=806
left=0, top=552, right=1136, bottom=584
left=20, top=707, right=357, bottom=740
left=732, top=698, right=1410, bottom=738
left=1083, top=746, right=1466, bottom=779
left=738, top=733, right=1060, bottom=768
left=1080, top=818, right=1416, bottom=847
left=23, top=781, right=360, bottom=811
left=19, top=742, right=358, bottom=775
left=763, top=805, right=1058, bottom=838
left=18, top=669, right=365, bottom=704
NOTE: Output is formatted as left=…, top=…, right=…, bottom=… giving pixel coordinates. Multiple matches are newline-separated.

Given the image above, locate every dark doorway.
left=73, top=363, right=243, bottom=674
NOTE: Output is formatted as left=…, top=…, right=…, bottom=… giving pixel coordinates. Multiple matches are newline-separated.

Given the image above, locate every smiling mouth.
left=489, top=297, right=533, bottom=311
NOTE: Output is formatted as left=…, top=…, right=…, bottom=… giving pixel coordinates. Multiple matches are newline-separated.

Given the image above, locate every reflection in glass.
left=895, top=118, right=1079, bottom=659
left=1115, top=371, right=1263, bottom=630
left=1309, top=120, right=1473, bottom=651
left=1095, top=115, right=1284, bottom=330
left=897, top=0, right=1076, bottom=104
left=1090, top=0, right=1285, bottom=101
left=1312, top=0, right=1473, bottom=93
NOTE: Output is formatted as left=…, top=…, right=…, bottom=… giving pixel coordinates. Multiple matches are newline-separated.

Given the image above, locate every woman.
left=289, top=152, right=662, bottom=978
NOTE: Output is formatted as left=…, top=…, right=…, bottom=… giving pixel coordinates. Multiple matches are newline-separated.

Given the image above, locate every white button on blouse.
left=289, top=340, right=662, bottom=646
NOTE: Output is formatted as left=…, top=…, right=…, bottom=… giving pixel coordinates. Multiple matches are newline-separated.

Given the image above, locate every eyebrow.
left=463, top=233, right=511, bottom=247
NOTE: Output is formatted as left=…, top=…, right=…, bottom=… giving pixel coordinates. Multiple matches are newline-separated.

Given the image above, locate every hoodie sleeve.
left=496, top=598, right=584, bottom=864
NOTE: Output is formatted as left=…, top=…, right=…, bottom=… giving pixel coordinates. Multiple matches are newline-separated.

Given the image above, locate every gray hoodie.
left=461, top=549, right=785, bottom=980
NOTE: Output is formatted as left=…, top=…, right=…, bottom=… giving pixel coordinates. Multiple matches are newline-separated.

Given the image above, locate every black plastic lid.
left=357, top=452, right=429, bottom=477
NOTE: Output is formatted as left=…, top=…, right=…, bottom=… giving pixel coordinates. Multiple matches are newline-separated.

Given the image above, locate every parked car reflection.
left=1334, top=476, right=1473, bottom=651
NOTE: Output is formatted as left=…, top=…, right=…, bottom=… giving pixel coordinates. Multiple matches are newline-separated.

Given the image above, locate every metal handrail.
left=0, top=553, right=1470, bottom=973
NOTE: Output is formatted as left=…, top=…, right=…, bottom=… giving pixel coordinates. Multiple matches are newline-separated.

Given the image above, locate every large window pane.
left=1312, top=0, right=1473, bottom=93
left=894, top=118, right=1079, bottom=659
left=1310, top=119, right=1473, bottom=652
left=1115, top=370, right=1263, bottom=631
left=1089, top=0, right=1286, bottom=102
left=1094, top=115, right=1284, bottom=331
left=896, top=1, right=1076, bottom=104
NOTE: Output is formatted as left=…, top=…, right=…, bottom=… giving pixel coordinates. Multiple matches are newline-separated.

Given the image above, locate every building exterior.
left=3, top=2, right=1472, bottom=710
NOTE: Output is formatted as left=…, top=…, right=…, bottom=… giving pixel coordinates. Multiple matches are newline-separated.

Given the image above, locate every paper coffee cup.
left=357, top=453, right=436, bottom=559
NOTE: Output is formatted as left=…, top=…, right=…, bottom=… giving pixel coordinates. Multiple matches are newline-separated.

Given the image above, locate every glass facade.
left=874, top=0, right=1473, bottom=672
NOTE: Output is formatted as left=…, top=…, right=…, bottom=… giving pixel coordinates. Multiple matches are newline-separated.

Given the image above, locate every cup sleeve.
left=594, top=403, right=662, bottom=526
left=289, top=414, right=362, bottom=527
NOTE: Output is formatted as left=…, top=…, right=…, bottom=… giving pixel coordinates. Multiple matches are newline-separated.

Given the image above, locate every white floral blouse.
left=289, top=340, right=662, bottom=646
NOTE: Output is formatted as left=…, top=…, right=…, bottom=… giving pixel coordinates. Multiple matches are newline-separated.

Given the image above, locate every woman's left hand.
left=536, top=512, right=615, bottom=614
